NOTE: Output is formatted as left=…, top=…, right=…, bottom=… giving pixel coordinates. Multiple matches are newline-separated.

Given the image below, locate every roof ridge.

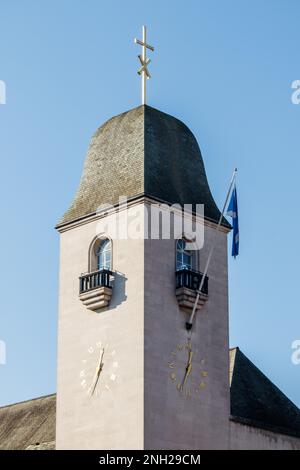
left=0, top=393, right=56, bottom=410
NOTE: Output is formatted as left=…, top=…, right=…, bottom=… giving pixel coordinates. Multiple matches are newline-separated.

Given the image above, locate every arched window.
left=96, top=239, right=112, bottom=271
left=176, top=238, right=193, bottom=270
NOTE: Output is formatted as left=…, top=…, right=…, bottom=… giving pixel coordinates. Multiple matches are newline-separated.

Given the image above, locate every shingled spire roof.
left=58, top=105, right=230, bottom=228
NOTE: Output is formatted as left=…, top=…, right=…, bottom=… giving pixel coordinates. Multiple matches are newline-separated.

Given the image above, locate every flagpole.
left=186, top=168, right=237, bottom=332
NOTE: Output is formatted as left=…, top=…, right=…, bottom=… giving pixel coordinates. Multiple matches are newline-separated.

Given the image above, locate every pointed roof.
left=230, top=347, right=300, bottom=437
left=0, top=394, right=56, bottom=450
left=57, top=105, right=229, bottom=228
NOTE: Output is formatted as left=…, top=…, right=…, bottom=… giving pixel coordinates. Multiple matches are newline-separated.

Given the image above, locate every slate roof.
left=0, top=394, right=56, bottom=450
left=58, top=105, right=230, bottom=228
left=230, top=348, right=300, bottom=438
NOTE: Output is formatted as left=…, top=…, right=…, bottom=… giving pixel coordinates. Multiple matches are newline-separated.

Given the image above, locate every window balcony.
left=79, top=269, right=113, bottom=311
left=175, top=268, right=208, bottom=311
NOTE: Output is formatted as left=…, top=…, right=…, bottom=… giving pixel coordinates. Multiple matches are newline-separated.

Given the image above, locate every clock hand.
left=90, top=349, right=105, bottom=395
left=181, top=350, right=193, bottom=389
left=90, top=348, right=105, bottom=396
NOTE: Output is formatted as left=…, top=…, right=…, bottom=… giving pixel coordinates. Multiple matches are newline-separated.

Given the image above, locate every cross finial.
left=134, top=26, right=154, bottom=105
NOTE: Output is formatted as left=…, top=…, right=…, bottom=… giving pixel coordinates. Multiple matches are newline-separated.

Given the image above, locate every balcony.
left=175, top=268, right=208, bottom=311
left=79, top=269, right=113, bottom=311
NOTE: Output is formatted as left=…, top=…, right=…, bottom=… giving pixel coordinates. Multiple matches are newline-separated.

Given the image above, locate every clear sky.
left=0, top=0, right=299, bottom=408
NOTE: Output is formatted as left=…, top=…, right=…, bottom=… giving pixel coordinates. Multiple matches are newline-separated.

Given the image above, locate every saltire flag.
left=227, top=185, right=239, bottom=257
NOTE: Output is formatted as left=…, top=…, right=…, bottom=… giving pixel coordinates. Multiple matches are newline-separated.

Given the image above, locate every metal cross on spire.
left=134, top=26, right=154, bottom=105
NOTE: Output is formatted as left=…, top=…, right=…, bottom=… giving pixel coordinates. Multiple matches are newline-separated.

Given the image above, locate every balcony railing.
left=175, top=268, right=209, bottom=295
left=79, top=269, right=112, bottom=294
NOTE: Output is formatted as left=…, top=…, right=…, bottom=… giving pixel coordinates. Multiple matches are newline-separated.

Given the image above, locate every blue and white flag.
left=227, top=185, right=239, bottom=258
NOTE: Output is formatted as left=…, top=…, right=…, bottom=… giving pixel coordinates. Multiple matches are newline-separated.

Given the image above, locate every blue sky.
left=0, top=0, right=299, bottom=407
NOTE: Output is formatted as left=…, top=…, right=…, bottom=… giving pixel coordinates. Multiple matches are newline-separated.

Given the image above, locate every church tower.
left=55, top=104, right=231, bottom=450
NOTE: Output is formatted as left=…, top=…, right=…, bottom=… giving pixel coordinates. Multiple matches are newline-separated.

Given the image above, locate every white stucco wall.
left=56, top=205, right=145, bottom=449
left=144, top=207, right=230, bottom=449
left=229, top=420, right=300, bottom=450
left=56, top=201, right=230, bottom=449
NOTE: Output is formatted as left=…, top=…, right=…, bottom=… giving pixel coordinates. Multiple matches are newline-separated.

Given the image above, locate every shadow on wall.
left=109, top=271, right=127, bottom=308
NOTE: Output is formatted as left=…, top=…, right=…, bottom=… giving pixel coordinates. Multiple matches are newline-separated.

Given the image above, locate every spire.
left=57, top=105, right=230, bottom=229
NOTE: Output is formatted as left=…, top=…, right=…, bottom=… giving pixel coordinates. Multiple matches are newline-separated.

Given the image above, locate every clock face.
left=168, top=340, right=208, bottom=398
left=79, top=341, right=119, bottom=398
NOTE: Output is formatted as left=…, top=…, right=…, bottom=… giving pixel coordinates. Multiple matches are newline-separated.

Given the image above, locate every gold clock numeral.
left=201, top=371, right=208, bottom=377
left=200, top=381, right=206, bottom=389
left=168, top=362, right=175, bottom=369
left=170, top=372, right=176, bottom=381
